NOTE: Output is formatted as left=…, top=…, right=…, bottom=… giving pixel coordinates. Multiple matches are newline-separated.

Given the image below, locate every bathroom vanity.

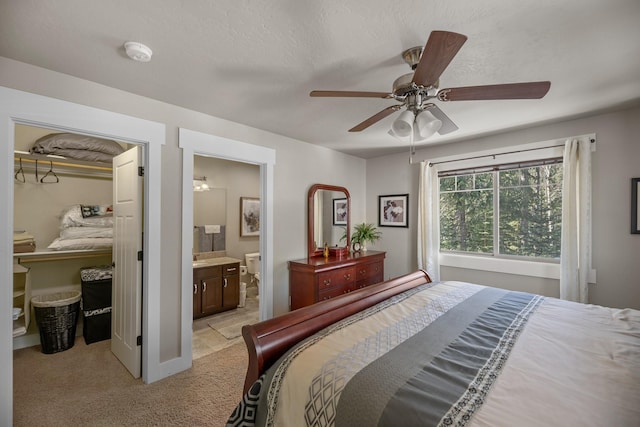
left=192, top=257, right=240, bottom=318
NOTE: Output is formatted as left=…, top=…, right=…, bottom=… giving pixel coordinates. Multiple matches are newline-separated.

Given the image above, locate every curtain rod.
left=429, top=138, right=595, bottom=167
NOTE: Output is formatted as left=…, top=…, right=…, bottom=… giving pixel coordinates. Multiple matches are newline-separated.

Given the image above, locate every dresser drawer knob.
left=343, top=273, right=351, bottom=280
left=323, top=279, right=331, bottom=285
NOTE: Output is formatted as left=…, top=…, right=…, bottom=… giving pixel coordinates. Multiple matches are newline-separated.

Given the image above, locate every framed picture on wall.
left=333, top=198, right=348, bottom=225
left=379, top=194, right=409, bottom=227
left=632, top=178, right=640, bottom=234
left=240, top=197, right=260, bottom=237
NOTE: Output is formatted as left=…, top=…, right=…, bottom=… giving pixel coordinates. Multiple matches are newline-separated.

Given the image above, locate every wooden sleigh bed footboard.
left=240, top=269, right=432, bottom=393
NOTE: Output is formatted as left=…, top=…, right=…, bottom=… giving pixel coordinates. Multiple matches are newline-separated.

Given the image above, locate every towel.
left=212, top=225, right=226, bottom=251
left=13, top=231, right=35, bottom=244
left=204, top=225, right=220, bottom=234
left=196, top=227, right=214, bottom=253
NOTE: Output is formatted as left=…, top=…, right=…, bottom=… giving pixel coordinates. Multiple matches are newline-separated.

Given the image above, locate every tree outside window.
left=439, top=164, right=563, bottom=260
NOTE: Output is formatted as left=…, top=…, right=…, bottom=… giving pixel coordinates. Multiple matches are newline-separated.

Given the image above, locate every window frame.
left=439, top=164, right=564, bottom=262
left=432, top=139, right=568, bottom=279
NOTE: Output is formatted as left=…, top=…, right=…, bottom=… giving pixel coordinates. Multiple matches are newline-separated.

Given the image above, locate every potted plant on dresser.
left=350, top=222, right=381, bottom=252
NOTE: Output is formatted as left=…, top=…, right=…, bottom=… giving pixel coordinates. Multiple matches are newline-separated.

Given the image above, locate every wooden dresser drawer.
left=317, top=267, right=356, bottom=291
left=288, top=251, right=385, bottom=310
left=319, top=282, right=356, bottom=301
left=356, top=261, right=383, bottom=280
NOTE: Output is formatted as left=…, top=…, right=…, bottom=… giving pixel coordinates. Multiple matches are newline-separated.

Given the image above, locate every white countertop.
left=192, top=256, right=242, bottom=269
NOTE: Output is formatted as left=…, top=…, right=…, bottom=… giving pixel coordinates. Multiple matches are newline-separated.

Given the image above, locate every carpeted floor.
left=13, top=338, right=247, bottom=426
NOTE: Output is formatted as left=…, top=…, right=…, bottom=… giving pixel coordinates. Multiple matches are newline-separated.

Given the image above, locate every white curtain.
left=560, top=138, right=592, bottom=303
left=417, top=161, right=440, bottom=281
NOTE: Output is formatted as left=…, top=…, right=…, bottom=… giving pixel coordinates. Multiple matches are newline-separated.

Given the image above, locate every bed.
left=227, top=270, right=640, bottom=426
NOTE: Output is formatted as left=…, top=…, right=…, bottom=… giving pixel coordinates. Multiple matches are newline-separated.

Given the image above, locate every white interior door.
left=112, top=146, right=143, bottom=378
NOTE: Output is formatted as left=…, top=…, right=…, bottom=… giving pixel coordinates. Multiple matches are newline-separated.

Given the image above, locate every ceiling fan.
left=310, top=31, right=550, bottom=140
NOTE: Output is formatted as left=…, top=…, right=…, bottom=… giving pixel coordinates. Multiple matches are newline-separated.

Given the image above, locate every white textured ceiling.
left=1, top=0, right=639, bottom=158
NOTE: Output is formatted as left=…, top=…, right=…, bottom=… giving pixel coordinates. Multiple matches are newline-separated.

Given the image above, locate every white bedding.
left=47, top=237, right=113, bottom=251
left=59, top=205, right=113, bottom=229
left=59, top=227, right=113, bottom=240
left=233, top=281, right=640, bottom=427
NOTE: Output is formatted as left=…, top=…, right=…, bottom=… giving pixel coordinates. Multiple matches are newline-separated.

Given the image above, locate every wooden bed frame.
left=240, top=269, right=432, bottom=393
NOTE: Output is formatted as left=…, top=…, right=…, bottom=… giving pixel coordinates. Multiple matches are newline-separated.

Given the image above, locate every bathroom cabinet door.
left=193, top=266, right=223, bottom=317
left=222, top=264, right=240, bottom=310
left=200, top=275, right=223, bottom=314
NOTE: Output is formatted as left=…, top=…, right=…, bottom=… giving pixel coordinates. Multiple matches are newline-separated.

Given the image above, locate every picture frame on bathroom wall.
left=240, top=197, right=260, bottom=237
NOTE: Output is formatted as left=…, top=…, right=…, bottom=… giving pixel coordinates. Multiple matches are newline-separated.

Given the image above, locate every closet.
left=12, top=124, right=119, bottom=349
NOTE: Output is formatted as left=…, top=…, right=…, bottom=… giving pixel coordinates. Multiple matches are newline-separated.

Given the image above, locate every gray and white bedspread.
left=227, top=281, right=640, bottom=427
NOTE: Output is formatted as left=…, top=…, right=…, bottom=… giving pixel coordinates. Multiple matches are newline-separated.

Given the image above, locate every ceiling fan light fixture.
left=415, top=110, right=442, bottom=139
left=391, top=110, right=415, bottom=137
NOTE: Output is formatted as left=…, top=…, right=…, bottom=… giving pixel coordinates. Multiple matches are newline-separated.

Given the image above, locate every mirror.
left=308, top=183, right=350, bottom=258
left=193, top=187, right=226, bottom=253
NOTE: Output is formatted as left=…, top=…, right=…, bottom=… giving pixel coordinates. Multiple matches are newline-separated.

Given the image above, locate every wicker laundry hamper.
left=31, top=291, right=81, bottom=354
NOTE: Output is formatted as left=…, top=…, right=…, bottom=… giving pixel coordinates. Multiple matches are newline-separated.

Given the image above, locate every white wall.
left=0, top=56, right=366, bottom=364
left=367, top=105, right=640, bottom=310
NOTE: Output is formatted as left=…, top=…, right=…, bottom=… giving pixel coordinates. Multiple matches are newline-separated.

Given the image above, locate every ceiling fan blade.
left=412, top=31, right=467, bottom=87
left=349, top=105, right=402, bottom=132
left=438, top=81, right=551, bottom=101
left=424, top=104, right=458, bottom=135
left=310, top=90, right=393, bottom=98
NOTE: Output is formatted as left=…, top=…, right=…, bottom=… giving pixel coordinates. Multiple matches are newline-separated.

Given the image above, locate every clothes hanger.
left=14, top=157, right=25, bottom=183
left=40, top=160, right=59, bottom=183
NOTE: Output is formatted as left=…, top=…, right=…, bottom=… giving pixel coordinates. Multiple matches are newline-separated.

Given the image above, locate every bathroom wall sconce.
left=193, top=176, right=210, bottom=192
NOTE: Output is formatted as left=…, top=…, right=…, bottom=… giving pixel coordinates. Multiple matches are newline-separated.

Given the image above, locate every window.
left=439, top=162, right=563, bottom=261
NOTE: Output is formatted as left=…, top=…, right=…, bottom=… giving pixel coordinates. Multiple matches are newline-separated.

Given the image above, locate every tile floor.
left=192, top=286, right=259, bottom=359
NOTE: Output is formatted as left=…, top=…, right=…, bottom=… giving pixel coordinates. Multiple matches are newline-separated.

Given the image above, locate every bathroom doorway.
left=190, top=154, right=260, bottom=359
left=178, top=128, right=275, bottom=365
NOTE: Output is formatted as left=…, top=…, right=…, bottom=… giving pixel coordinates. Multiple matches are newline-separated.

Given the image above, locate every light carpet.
left=13, top=338, right=247, bottom=426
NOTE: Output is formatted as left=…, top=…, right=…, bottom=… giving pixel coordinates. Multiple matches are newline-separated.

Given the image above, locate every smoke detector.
left=124, top=42, right=153, bottom=62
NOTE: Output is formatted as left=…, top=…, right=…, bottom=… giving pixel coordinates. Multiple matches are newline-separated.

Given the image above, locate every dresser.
left=288, top=250, right=385, bottom=310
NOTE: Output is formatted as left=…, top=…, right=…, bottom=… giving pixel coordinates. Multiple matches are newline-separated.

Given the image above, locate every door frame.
left=0, top=86, right=165, bottom=424
left=179, top=128, right=275, bottom=364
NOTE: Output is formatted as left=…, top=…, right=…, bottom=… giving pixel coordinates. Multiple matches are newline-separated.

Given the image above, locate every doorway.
left=0, top=86, right=165, bottom=424
left=191, top=154, right=261, bottom=359
left=179, top=128, right=275, bottom=364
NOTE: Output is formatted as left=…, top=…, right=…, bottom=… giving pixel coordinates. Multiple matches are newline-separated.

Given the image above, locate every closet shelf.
left=14, top=151, right=112, bottom=179
left=14, top=248, right=112, bottom=263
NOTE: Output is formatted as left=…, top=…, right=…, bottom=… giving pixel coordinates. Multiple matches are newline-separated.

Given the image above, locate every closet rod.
left=14, top=156, right=112, bottom=172
left=15, top=250, right=112, bottom=263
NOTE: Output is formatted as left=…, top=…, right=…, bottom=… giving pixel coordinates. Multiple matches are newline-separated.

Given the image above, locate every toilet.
left=245, top=252, right=260, bottom=294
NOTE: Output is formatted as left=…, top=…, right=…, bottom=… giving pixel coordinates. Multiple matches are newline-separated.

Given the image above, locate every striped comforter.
left=227, top=281, right=640, bottom=427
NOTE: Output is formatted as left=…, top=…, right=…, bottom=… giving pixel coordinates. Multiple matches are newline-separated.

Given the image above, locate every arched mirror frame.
left=308, top=183, right=350, bottom=258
